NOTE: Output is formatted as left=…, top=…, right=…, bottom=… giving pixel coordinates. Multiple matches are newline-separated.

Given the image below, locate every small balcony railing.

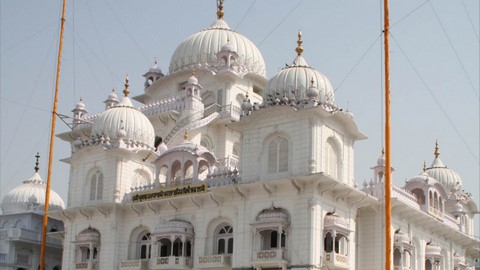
left=119, top=259, right=149, bottom=270
left=324, top=252, right=349, bottom=269
left=150, top=256, right=192, bottom=269
left=75, top=261, right=98, bottom=269
left=252, top=249, right=288, bottom=270
left=196, top=254, right=232, bottom=269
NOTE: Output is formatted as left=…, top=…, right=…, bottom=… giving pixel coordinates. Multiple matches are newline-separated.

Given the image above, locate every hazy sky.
left=1, top=1, right=478, bottom=234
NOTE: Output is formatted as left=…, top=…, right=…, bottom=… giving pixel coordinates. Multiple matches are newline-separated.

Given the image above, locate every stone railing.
left=152, top=256, right=192, bottom=269
left=324, top=251, right=349, bottom=269
left=428, top=206, right=444, bottom=219
left=119, top=259, right=149, bottom=270
left=392, top=186, right=420, bottom=210
left=196, top=254, right=232, bottom=269
left=75, top=261, right=98, bottom=269
left=255, top=249, right=285, bottom=260
left=140, top=94, right=186, bottom=116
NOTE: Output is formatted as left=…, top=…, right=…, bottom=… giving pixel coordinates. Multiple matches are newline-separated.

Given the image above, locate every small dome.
left=187, top=74, right=199, bottom=85
left=324, top=211, right=348, bottom=230
left=394, top=230, right=410, bottom=244
left=425, top=243, right=442, bottom=257
left=377, top=149, right=386, bottom=166
left=265, top=32, right=334, bottom=103
left=107, top=89, right=118, bottom=101
left=75, top=98, right=86, bottom=110
left=256, top=207, right=289, bottom=223
left=425, top=142, right=463, bottom=192
left=154, top=219, right=194, bottom=235
left=92, top=78, right=155, bottom=147
left=149, top=60, right=162, bottom=74
left=77, top=227, right=101, bottom=243
left=1, top=171, right=65, bottom=214
left=169, top=19, right=266, bottom=77
left=221, top=42, right=235, bottom=53
left=306, top=80, right=319, bottom=100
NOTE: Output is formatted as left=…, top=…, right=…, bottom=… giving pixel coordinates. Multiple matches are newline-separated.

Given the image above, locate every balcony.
left=196, top=254, right=232, bottom=269
left=119, top=259, right=149, bottom=270
left=0, top=228, right=62, bottom=247
left=252, top=249, right=288, bottom=270
left=323, top=252, right=349, bottom=270
left=150, top=256, right=192, bottom=270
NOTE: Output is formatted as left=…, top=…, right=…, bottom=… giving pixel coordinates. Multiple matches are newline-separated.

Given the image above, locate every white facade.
left=52, top=5, right=479, bottom=270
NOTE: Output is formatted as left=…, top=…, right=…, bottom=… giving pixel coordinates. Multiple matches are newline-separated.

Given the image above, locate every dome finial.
left=310, top=78, right=315, bottom=86
left=295, top=30, right=304, bottom=56
left=434, top=140, right=440, bottom=158
left=192, top=69, right=196, bottom=76
left=381, top=147, right=385, bottom=156
left=217, top=0, right=224, bottom=20
left=184, top=129, right=189, bottom=140
left=123, top=75, right=130, bottom=97
left=423, top=160, right=427, bottom=172
left=34, top=152, right=40, bottom=172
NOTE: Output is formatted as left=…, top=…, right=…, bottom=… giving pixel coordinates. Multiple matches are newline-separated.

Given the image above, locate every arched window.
left=215, top=224, right=234, bottom=254
left=411, top=188, right=425, bottom=204
left=335, top=234, right=348, bottom=255
left=171, top=160, right=182, bottom=184
left=198, top=160, right=209, bottom=180
left=158, top=238, right=171, bottom=257
left=394, top=248, right=401, bottom=266
left=268, top=136, right=288, bottom=174
left=158, top=165, right=168, bottom=187
left=184, top=160, right=194, bottom=181
left=324, top=232, right=333, bottom=252
left=90, top=170, right=103, bottom=201
left=173, top=238, right=183, bottom=256
left=131, top=170, right=151, bottom=190
left=138, top=232, right=151, bottom=260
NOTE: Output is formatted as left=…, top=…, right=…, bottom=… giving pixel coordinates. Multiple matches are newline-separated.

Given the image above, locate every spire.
left=381, top=148, right=385, bottom=156
left=192, top=69, right=196, bottom=76
left=434, top=140, right=439, bottom=158
left=184, top=129, right=189, bottom=140
left=34, top=152, right=40, bottom=172
left=423, top=160, right=427, bottom=172
left=295, top=30, right=304, bottom=56
left=217, top=0, right=224, bottom=20
left=123, top=75, right=130, bottom=97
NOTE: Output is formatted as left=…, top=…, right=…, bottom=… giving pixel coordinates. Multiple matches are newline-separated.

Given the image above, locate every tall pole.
left=383, top=0, right=392, bottom=269
left=40, top=0, right=66, bottom=269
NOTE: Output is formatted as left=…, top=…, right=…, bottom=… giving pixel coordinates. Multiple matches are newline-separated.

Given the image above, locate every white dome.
left=1, top=171, right=65, bottom=214
left=426, top=158, right=462, bottom=192
left=92, top=93, right=155, bottom=147
left=169, top=19, right=266, bottom=77
left=266, top=55, right=334, bottom=103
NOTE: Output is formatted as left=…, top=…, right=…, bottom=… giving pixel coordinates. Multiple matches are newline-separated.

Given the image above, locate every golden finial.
left=184, top=129, right=188, bottom=140
left=123, top=75, right=130, bottom=97
left=217, top=0, right=224, bottom=20
left=423, top=160, right=427, bottom=172
left=192, top=69, right=196, bottom=76
left=381, top=148, right=385, bottom=156
left=34, top=152, right=40, bottom=172
left=295, top=30, right=304, bottom=56
left=434, top=140, right=439, bottom=158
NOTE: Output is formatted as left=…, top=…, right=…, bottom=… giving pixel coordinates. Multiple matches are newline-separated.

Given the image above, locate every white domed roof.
left=169, top=19, right=266, bottom=77
left=155, top=219, right=194, bottom=235
left=425, top=143, right=462, bottom=192
left=92, top=79, right=155, bottom=147
left=265, top=32, right=334, bottom=103
left=1, top=164, right=65, bottom=214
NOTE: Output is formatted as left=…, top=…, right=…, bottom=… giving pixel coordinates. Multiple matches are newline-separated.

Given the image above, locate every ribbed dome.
left=169, top=19, right=266, bottom=77
left=426, top=157, right=462, bottom=192
left=92, top=88, right=155, bottom=147
left=1, top=171, right=65, bottom=214
left=265, top=34, right=334, bottom=103
left=154, top=219, right=194, bottom=235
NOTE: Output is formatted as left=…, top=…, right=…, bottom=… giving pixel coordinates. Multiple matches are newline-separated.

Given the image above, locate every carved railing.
left=119, top=259, right=149, bottom=270
left=196, top=254, right=232, bottom=269
left=324, top=251, right=349, bottom=269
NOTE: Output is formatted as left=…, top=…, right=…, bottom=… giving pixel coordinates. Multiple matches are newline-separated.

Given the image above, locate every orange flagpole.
left=383, top=0, right=392, bottom=269
left=39, top=0, right=66, bottom=269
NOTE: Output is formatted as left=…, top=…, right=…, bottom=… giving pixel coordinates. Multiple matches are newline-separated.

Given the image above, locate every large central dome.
left=169, top=19, right=266, bottom=77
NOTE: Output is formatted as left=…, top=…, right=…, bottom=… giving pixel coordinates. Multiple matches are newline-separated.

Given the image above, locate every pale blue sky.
left=1, top=1, right=478, bottom=235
